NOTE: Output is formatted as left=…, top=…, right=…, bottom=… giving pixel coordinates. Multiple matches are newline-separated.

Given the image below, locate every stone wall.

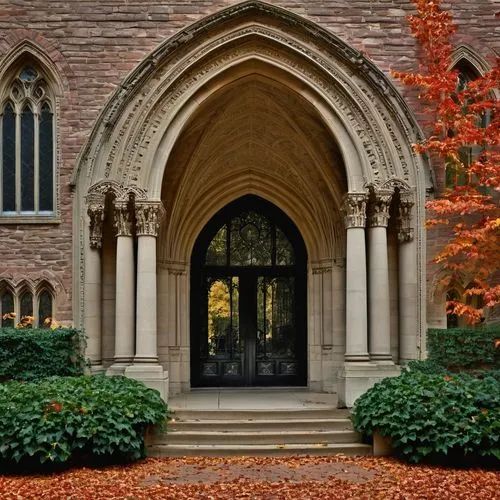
left=0, top=0, right=498, bottom=323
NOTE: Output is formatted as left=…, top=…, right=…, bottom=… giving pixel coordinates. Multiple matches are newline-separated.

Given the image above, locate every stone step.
left=170, top=408, right=348, bottom=421
left=168, top=418, right=353, bottom=432
left=155, top=429, right=361, bottom=445
left=147, top=442, right=372, bottom=457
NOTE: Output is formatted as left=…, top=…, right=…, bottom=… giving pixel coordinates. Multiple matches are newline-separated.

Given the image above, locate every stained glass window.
left=39, top=103, right=54, bottom=212
left=2, top=103, right=16, bottom=212
left=20, top=291, right=33, bottom=322
left=1, top=291, right=14, bottom=328
left=205, top=211, right=295, bottom=267
left=38, top=290, right=53, bottom=328
left=21, top=105, right=35, bottom=211
left=1, top=66, right=55, bottom=216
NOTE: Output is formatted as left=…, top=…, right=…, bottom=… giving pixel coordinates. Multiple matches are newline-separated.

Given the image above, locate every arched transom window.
left=1, top=65, right=55, bottom=216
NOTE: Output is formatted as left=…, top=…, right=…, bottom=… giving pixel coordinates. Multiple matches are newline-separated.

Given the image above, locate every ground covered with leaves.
left=1, top=455, right=499, bottom=499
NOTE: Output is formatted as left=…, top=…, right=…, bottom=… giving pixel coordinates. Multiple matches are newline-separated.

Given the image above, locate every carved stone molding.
left=342, top=193, right=368, bottom=229
left=135, top=201, right=165, bottom=237
left=367, top=189, right=393, bottom=228
left=86, top=195, right=105, bottom=249
left=113, top=201, right=133, bottom=237
left=397, top=191, right=415, bottom=243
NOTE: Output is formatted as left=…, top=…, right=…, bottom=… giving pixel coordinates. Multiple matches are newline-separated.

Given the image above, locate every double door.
left=192, top=269, right=306, bottom=386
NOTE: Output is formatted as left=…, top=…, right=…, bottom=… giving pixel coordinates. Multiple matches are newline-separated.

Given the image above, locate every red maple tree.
left=393, top=0, right=500, bottom=324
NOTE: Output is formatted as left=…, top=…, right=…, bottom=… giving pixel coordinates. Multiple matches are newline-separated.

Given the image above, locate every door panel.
left=190, top=195, right=307, bottom=387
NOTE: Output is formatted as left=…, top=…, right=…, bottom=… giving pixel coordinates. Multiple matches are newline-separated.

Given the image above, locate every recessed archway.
left=74, top=1, right=430, bottom=401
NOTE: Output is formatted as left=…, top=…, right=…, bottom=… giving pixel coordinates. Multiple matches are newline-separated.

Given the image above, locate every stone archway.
left=73, top=1, right=430, bottom=404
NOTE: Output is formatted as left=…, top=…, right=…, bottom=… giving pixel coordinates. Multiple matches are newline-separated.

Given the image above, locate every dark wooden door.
left=190, top=196, right=307, bottom=387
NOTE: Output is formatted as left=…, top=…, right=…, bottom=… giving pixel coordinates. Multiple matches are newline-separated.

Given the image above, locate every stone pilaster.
left=397, top=191, right=418, bottom=363
left=367, top=190, right=393, bottom=363
left=108, top=201, right=135, bottom=374
left=125, top=201, right=168, bottom=400
left=84, top=196, right=104, bottom=372
left=342, top=192, right=369, bottom=362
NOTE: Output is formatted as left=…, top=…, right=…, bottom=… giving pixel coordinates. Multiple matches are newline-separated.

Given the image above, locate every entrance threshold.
left=169, top=388, right=337, bottom=411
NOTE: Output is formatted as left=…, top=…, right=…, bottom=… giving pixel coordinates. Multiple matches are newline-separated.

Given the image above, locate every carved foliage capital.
left=87, top=202, right=105, bottom=249
left=135, top=201, right=165, bottom=237
left=368, top=190, right=392, bottom=228
left=113, top=201, right=133, bottom=237
left=397, top=191, right=415, bottom=243
left=342, top=193, right=368, bottom=228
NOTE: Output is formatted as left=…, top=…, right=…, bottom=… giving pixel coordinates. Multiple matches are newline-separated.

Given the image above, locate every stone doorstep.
left=146, top=442, right=373, bottom=458
left=146, top=405, right=371, bottom=458
left=169, top=408, right=348, bottom=420
left=156, top=430, right=361, bottom=445
left=167, top=417, right=354, bottom=432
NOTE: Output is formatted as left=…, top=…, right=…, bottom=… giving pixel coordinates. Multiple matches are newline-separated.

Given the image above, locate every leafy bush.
left=427, top=326, right=500, bottom=370
left=0, top=375, right=168, bottom=468
left=0, top=328, right=87, bottom=381
left=403, top=359, right=447, bottom=375
left=352, top=371, right=500, bottom=463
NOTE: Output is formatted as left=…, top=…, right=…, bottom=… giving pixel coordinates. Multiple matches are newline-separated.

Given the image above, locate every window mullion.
left=34, top=104, right=40, bottom=213
left=15, top=104, right=21, bottom=213
left=0, top=113, right=3, bottom=212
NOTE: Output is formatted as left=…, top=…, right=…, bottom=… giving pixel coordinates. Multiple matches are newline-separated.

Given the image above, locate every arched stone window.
left=1, top=65, right=55, bottom=216
left=38, top=289, right=53, bottom=328
left=0, top=280, right=55, bottom=328
left=445, top=57, right=489, bottom=188
left=0, top=288, right=15, bottom=327
left=446, top=288, right=461, bottom=329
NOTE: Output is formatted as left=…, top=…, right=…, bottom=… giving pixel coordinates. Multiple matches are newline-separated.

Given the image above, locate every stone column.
left=367, top=190, right=393, bottom=363
left=108, top=200, right=135, bottom=375
left=125, top=201, right=169, bottom=400
left=398, top=192, right=418, bottom=363
left=343, top=193, right=369, bottom=362
left=84, top=198, right=104, bottom=372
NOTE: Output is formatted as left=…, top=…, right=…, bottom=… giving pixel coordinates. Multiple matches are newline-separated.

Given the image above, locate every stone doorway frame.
left=72, top=1, right=431, bottom=404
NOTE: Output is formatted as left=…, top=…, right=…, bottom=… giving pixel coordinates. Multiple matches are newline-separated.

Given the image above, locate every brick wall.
left=0, top=0, right=497, bottom=322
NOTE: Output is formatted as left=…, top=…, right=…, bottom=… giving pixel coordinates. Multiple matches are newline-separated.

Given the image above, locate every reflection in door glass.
left=207, top=277, right=240, bottom=358
left=257, top=277, right=295, bottom=361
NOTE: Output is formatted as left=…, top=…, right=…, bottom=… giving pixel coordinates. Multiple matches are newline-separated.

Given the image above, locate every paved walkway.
left=168, top=389, right=338, bottom=410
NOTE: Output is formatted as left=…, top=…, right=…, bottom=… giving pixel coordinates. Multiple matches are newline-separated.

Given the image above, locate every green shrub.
left=352, top=371, right=500, bottom=463
left=0, top=375, right=168, bottom=468
left=427, top=326, right=500, bottom=370
left=404, top=359, right=447, bottom=375
left=0, top=328, right=87, bottom=381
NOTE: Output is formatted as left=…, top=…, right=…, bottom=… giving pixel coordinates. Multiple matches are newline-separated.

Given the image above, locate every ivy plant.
left=0, top=375, right=168, bottom=468
left=352, top=371, right=500, bottom=463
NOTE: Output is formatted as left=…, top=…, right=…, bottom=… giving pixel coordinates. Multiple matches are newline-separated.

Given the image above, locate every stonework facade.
left=0, top=1, right=497, bottom=405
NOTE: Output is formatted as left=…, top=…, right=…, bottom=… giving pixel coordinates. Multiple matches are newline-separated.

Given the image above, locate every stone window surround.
left=0, top=56, right=61, bottom=225
left=0, top=279, right=55, bottom=328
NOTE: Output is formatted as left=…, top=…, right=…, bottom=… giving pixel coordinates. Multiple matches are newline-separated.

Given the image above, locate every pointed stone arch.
left=73, top=1, right=430, bottom=401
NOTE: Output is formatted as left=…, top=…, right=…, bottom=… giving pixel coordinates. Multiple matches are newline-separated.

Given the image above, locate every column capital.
left=342, top=192, right=368, bottom=228
left=113, top=200, right=133, bottom=237
left=135, top=201, right=165, bottom=237
left=86, top=198, right=105, bottom=249
left=368, top=189, right=393, bottom=228
left=397, top=191, right=415, bottom=243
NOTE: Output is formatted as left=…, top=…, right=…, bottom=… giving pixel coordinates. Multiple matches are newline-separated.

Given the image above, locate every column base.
left=124, top=363, right=169, bottom=401
left=370, top=354, right=395, bottom=365
left=338, top=362, right=401, bottom=408
left=90, top=364, right=106, bottom=375
left=106, top=363, right=130, bottom=376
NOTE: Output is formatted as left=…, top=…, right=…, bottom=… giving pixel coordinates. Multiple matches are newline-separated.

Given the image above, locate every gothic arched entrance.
left=190, top=195, right=307, bottom=387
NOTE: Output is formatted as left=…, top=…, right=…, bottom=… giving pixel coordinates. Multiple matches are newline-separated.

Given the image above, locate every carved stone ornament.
left=397, top=191, right=415, bottom=243
left=342, top=193, right=368, bottom=228
left=113, top=201, right=133, bottom=237
left=368, top=190, right=393, bottom=228
left=135, top=201, right=165, bottom=237
left=87, top=202, right=105, bottom=249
